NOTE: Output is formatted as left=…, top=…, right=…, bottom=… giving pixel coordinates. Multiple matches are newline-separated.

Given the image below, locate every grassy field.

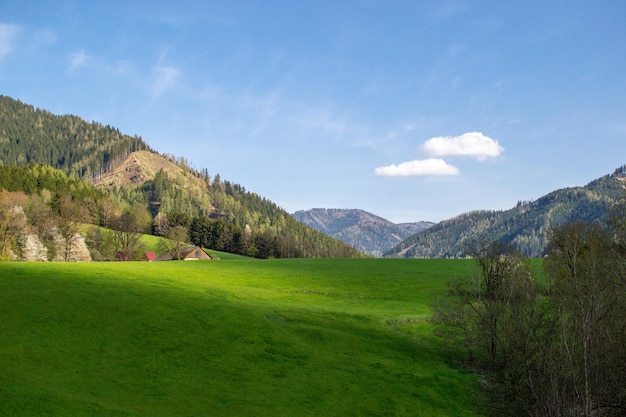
left=0, top=258, right=487, bottom=416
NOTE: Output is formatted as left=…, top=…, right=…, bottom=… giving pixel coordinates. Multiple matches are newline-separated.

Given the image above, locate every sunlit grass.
left=0, top=259, right=485, bottom=416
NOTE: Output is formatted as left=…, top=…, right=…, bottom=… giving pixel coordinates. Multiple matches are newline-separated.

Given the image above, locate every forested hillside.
left=0, top=96, right=364, bottom=260
left=0, top=96, right=150, bottom=179
left=386, top=167, right=626, bottom=258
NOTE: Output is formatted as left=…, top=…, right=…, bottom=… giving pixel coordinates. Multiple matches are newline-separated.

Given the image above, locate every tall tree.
left=0, top=192, right=26, bottom=257
left=432, top=238, right=544, bottom=416
left=434, top=222, right=626, bottom=416
left=52, top=194, right=91, bottom=262
left=161, top=225, right=189, bottom=260
left=461, top=239, right=531, bottom=367
left=544, top=221, right=625, bottom=416
left=112, top=203, right=151, bottom=261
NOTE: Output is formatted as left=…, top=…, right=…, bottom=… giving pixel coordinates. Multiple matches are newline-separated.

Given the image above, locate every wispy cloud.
left=294, top=105, right=351, bottom=139
left=421, top=132, right=503, bottom=160
left=0, top=23, right=22, bottom=60
left=149, top=64, right=180, bottom=99
left=374, top=158, right=459, bottom=177
left=146, top=48, right=181, bottom=99
left=68, top=50, right=89, bottom=71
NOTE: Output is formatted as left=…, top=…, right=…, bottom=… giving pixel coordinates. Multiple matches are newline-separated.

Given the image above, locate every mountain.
left=385, top=167, right=626, bottom=258
left=0, top=95, right=365, bottom=259
left=397, top=221, right=435, bottom=236
left=94, top=150, right=192, bottom=188
left=0, top=95, right=150, bottom=179
left=93, top=150, right=215, bottom=217
left=292, top=208, right=434, bottom=257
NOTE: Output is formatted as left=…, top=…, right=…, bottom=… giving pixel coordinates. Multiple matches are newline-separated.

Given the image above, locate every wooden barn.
left=156, top=246, right=213, bottom=261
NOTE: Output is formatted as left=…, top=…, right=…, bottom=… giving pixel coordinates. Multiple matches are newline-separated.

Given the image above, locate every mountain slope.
left=292, top=208, right=433, bottom=256
left=94, top=150, right=214, bottom=217
left=94, top=150, right=191, bottom=188
left=0, top=95, right=149, bottom=179
left=0, top=95, right=365, bottom=258
left=385, top=167, right=626, bottom=258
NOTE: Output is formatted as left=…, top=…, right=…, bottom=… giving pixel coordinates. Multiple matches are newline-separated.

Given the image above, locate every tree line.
left=0, top=96, right=150, bottom=180
left=432, top=202, right=626, bottom=416
left=387, top=171, right=626, bottom=258
left=0, top=164, right=364, bottom=260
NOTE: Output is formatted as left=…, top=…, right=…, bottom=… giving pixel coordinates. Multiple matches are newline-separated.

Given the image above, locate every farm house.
left=156, top=246, right=213, bottom=261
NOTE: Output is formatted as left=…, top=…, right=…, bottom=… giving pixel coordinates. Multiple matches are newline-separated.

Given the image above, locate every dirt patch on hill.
left=93, top=151, right=188, bottom=188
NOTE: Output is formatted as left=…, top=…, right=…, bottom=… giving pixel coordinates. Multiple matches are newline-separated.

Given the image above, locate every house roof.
left=156, top=246, right=213, bottom=261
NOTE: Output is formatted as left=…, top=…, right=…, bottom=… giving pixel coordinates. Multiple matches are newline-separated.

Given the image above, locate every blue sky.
left=1, top=1, right=625, bottom=222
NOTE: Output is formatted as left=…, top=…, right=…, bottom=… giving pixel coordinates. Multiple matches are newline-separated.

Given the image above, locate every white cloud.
left=421, top=132, right=503, bottom=160
left=374, top=158, right=459, bottom=177
left=0, top=23, right=22, bottom=59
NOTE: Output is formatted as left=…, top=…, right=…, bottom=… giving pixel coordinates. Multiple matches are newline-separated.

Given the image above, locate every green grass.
left=0, top=259, right=486, bottom=416
left=83, top=225, right=250, bottom=260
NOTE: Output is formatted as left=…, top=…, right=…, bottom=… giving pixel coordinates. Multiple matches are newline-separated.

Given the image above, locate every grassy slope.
left=0, top=259, right=485, bottom=416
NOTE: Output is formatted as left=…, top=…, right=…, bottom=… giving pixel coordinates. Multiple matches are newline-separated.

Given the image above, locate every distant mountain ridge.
left=385, top=167, right=626, bottom=258
left=292, top=208, right=434, bottom=257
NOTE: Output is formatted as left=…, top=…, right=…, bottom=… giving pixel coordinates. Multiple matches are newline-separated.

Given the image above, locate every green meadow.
left=0, top=258, right=486, bottom=416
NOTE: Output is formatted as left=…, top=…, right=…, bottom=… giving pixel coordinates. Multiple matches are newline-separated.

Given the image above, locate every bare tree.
left=153, top=211, right=170, bottom=236
left=433, top=225, right=626, bottom=417
left=462, top=239, right=529, bottom=367
left=158, top=225, right=189, bottom=259
left=54, top=195, right=92, bottom=262
left=98, top=196, right=121, bottom=229
left=0, top=191, right=29, bottom=259
left=29, top=195, right=56, bottom=243
left=544, top=221, right=624, bottom=417
left=433, top=238, right=551, bottom=417
left=0, top=206, right=27, bottom=259
left=113, top=203, right=151, bottom=261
